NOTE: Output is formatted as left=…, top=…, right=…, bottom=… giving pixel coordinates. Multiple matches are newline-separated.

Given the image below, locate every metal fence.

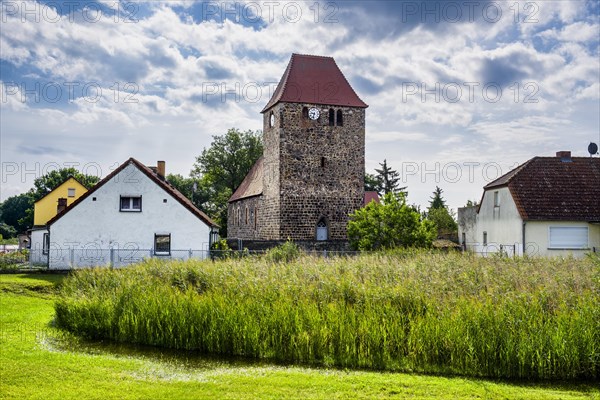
left=30, top=248, right=214, bottom=269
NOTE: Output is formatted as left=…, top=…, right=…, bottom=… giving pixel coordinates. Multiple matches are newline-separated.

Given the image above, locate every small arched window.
left=302, top=107, right=309, bottom=119
left=254, top=207, right=258, bottom=229
left=245, top=206, right=249, bottom=225
left=328, top=108, right=335, bottom=126
left=316, top=218, right=328, bottom=241
left=336, top=109, right=343, bottom=126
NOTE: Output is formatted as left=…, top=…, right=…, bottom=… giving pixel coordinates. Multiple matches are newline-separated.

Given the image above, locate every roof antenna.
left=588, top=142, right=598, bottom=158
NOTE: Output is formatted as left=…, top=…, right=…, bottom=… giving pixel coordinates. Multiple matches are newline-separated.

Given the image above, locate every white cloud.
left=1, top=0, right=598, bottom=213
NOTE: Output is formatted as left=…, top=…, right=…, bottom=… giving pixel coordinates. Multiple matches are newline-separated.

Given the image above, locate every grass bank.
left=55, top=251, right=600, bottom=381
left=2, top=274, right=599, bottom=399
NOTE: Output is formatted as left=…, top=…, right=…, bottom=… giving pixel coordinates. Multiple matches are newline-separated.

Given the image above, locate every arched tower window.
left=336, top=109, right=343, bottom=126
left=328, top=108, right=335, bottom=126
left=316, top=218, right=328, bottom=241
left=302, top=107, right=309, bottom=119
left=245, top=206, right=249, bottom=225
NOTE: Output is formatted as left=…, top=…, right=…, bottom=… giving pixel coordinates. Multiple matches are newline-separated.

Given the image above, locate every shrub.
left=264, top=240, right=301, bottom=263
left=348, top=192, right=436, bottom=251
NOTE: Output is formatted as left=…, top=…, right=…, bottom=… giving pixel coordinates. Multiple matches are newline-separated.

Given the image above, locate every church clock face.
left=308, top=107, right=320, bottom=120
left=270, top=113, right=275, bottom=127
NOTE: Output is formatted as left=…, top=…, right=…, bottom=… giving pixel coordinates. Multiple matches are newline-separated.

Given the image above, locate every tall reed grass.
left=55, top=251, right=600, bottom=380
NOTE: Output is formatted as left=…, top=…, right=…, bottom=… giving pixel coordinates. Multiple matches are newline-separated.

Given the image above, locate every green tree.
left=426, top=187, right=457, bottom=239
left=0, top=193, right=33, bottom=234
left=374, top=159, right=406, bottom=195
left=429, top=186, right=446, bottom=210
left=347, top=192, right=436, bottom=251
left=428, top=207, right=458, bottom=239
left=465, top=199, right=479, bottom=207
left=0, top=222, right=17, bottom=239
left=191, top=128, right=263, bottom=235
left=364, top=173, right=382, bottom=194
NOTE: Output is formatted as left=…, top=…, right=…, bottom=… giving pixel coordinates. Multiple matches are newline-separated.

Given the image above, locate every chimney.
left=57, top=198, right=67, bottom=214
left=157, top=161, right=166, bottom=179
left=556, top=151, right=572, bottom=162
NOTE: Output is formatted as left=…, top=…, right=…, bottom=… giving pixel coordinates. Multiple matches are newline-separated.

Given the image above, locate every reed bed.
left=55, top=251, right=600, bottom=380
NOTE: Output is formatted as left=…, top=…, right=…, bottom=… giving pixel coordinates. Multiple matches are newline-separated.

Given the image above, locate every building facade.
left=43, top=158, right=218, bottom=269
left=28, top=176, right=89, bottom=264
left=228, top=54, right=368, bottom=242
left=458, top=152, right=600, bottom=257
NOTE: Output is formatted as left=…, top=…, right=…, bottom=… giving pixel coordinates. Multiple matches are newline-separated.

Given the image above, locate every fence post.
left=70, top=249, right=75, bottom=268
left=110, top=248, right=114, bottom=268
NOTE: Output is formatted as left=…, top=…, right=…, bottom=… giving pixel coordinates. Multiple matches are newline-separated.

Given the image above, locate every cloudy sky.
left=1, top=0, right=599, bottom=212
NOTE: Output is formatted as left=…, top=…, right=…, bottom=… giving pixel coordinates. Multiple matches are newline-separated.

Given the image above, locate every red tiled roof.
left=261, top=54, right=368, bottom=112
left=47, top=158, right=218, bottom=227
left=364, top=191, right=380, bottom=206
left=482, top=156, right=600, bottom=221
left=228, top=157, right=263, bottom=203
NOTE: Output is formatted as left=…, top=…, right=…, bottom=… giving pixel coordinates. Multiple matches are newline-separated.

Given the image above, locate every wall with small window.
left=33, top=177, right=88, bottom=226
left=48, top=162, right=213, bottom=269
left=467, top=186, right=522, bottom=256
left=525, top=221, right=599, bottom=257
left=227, top=195, right=263, bottom=240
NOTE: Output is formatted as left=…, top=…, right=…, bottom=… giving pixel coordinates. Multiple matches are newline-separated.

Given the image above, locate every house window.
left=548, top=227, right=588, bottom=249
left=493, top=191, right=500, bottom=207
left=328, top=108, right=335, bottom=126
left=67, top=188, right=76, bottom=197
left=336, top=109, right=343, bottom=126
left=154, top=234, right=171, bottom=255
left=43, top=233, right=49, bottom=255
left=120, top=196, right=142, bottom=212
left=483, top=231, right=488, bottom=246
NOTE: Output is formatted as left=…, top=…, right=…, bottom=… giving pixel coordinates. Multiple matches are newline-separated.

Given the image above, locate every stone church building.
left=227, top=54, right=368, bottom=244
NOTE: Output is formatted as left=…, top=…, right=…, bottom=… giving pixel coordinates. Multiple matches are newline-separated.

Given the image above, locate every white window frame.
left=493, top=191, right=499, bottom=207
left=67, top=188, right=76, bottom=197
left=120, top=196, right=142, bottom=212
left=548, top=226, right=588, bottom=250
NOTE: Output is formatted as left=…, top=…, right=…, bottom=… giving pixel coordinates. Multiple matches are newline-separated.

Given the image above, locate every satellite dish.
left=588, top=142, right=598, bottom=156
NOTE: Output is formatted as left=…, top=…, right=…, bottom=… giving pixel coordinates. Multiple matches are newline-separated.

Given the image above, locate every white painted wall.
left=525, top=221, right=600, bottom=257
left=29, top=228, right=48, bottom=265
left=48, top=163, right=212, bottom=269
left=461, top=186, right=600, bottom=258
left=466, top=187, right=523, bottom=256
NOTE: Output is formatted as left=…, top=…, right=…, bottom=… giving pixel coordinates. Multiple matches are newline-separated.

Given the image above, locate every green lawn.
left=1, top=273, right=598, bottom=399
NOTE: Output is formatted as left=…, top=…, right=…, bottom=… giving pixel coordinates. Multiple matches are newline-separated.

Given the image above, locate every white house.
left=45, top=158, right=218, bottom=269
left=458, top=151, right=600, bottom=257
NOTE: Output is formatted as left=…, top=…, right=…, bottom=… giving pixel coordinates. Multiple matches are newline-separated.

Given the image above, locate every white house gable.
left=47, top=160, right=215, bottom=269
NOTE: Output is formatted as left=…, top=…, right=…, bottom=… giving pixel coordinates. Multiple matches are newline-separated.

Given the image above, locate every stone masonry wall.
left=230, top=102, right=365, bottom=242
left=277, top=103, right=365, bottom=240
left=227, top=196, right=263, bottom=240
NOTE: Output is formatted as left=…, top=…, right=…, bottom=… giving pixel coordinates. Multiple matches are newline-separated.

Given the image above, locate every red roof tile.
left=483, top=156, right=600, bottom=221
left=228, top=157, right=263, bottom=203
left=364, top=191, right=380, bottom=206
left=262, top=54, right=368, bottom=112
left=47, top=158, right=218, bottom=227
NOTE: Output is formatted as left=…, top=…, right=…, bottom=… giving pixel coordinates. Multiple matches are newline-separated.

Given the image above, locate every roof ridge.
left=47, top=158, right=218, bottom=228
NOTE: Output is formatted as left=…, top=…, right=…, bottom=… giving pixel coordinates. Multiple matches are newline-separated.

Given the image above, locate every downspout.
left=522, top=221, right=526, bottom=256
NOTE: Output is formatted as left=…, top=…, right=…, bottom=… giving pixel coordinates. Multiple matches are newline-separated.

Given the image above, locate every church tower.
left=228, top=54, right=368, bottom=242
